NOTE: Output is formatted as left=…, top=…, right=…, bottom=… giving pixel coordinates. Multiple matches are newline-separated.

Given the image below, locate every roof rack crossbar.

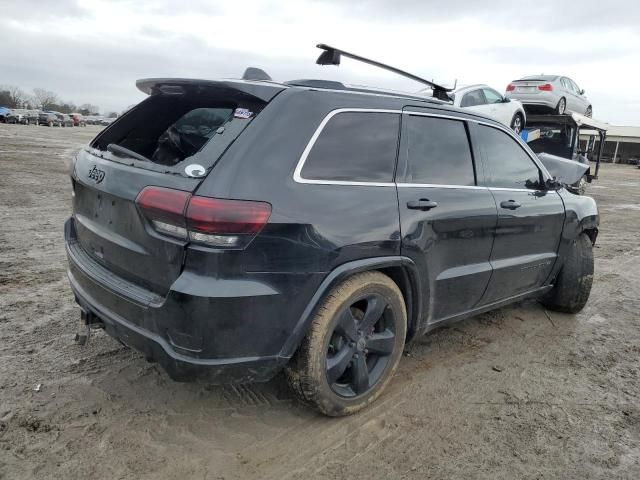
left=316, top=43, right=452, bottom=101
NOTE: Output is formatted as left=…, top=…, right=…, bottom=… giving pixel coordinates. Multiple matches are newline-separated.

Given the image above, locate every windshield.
left=520, top=75, right=558, bottom=81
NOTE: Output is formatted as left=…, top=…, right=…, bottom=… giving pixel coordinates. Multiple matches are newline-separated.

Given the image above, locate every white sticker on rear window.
left=185, top=164, right=206, bottom=177
left=234, top=108, right=253, bottom=119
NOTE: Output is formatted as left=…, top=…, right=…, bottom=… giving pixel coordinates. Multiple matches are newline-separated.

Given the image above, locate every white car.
left=450, top=84, right=526, bottom=134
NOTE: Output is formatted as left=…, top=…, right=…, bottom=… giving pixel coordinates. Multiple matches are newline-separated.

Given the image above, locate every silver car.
left=505, top=75, right=592, bottom=117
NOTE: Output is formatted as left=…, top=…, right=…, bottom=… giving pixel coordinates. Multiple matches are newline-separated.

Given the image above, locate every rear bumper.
left=64, top=217, right=308, bottom=383
left=506, top=93, right=558, bottom=110
left=69, top=270, right=286, bottom=383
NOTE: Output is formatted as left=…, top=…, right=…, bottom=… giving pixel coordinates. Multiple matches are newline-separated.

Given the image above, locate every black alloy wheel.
left=326, top=293, right=396, bottom=398
left=286, top=271, right=407, bottom=416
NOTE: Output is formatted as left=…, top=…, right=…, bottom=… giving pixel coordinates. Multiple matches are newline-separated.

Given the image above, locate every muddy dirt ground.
left=0, top=123, right=638, bottom=479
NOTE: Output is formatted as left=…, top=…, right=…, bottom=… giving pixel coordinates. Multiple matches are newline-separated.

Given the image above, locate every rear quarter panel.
left=193, top=89, right=404, bottom=356
left=196, top=89, right=403, bottom=273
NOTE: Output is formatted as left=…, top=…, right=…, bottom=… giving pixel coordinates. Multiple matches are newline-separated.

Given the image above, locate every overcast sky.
left=1, top=0, right=639, bottom=124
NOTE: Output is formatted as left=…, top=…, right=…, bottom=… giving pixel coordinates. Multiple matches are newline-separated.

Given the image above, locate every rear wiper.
left=107, top=143, right=151, bottom=163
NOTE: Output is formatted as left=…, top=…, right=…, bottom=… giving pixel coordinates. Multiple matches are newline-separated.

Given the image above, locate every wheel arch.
left=582, top=226, right=598, bottom=245
left=279, top=256, right=423, bottom=359
left=547, top=190, right=599, bottom=285
left=377, top=264, right=422, bottom=341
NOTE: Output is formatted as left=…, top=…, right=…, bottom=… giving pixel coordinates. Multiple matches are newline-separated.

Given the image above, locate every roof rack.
left=285, top=79, right=445, bottom=103
left=316, top=43, right=452, bottom=101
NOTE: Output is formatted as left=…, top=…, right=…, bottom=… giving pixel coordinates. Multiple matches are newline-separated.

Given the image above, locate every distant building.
left=581, top=125, right=640, bottom=164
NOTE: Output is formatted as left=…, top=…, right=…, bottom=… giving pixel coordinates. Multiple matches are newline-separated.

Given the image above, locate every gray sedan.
left=505, top=75, right=592, bottom=117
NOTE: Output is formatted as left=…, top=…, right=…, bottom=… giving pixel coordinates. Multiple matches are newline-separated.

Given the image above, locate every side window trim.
left=467, top=121, right=488, bottom=187
left=292, top=108, right=551, bottom=188
left=293, top=108, right=401, bottom=186
left=400, top=111, right=551, bottom=185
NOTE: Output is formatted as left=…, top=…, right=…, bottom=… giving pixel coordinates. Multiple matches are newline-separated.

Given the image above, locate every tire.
left=555, top=97, right=567, bottom=115
left=286, top=271, right=407, bottom=416
left=541, top=233, right=594, bottom=313
left=510, top=113, right=524, bottom=134
left=585, top=106, right=592, bottom=118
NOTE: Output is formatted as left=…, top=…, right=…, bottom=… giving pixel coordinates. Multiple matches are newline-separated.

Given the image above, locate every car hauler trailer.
left=520, top=112, right=608, bottom=194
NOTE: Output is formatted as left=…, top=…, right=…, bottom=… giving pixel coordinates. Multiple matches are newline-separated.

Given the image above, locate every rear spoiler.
left=135, top=78, right=285, bottom=103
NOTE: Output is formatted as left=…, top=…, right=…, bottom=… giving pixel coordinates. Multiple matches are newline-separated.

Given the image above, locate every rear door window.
left=300, top=112, right=400, bottom=182
left=401, top=115, right=475, bottom=186
left=477, top=125, right=542, bottom=189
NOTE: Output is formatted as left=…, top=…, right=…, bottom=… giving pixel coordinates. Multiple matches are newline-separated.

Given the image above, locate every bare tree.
left=33, top=88, right=59, bottom=110
left=0, top=85, right=27, bottom=108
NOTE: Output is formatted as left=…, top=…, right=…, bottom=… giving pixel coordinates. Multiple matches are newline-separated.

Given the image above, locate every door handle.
left=500, top=200, right=521, bottom=210
left=407, top=199, right=438, bottom=211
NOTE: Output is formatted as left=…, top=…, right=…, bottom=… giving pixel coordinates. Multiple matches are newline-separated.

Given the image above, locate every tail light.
left=538, top=83, right=553, bottom=91
left=186, top=197, right=271, bottom=248
left=506, top=83, right=515, bottom=92
left=136, top=186, right=271, bottom=249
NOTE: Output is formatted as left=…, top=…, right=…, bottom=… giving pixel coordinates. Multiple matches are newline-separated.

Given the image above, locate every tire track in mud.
left=232, top=394, right=412, bottom=480
left=220, top=354, right=444, bottom=480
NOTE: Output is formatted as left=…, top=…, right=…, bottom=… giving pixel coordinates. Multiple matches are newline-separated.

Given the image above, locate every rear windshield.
left=91, top=89, right=265, bottom=172
left=519, top=75, right=558, bottom=81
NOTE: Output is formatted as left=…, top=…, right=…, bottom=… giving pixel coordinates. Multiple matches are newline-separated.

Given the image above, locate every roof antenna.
left=315, top=43, right=453, bottom=101
left=242, top=67, right=272, bottom=81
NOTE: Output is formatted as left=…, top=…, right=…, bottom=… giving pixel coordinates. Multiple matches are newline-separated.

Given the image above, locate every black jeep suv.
left=65, top=74, right=598, bottom=416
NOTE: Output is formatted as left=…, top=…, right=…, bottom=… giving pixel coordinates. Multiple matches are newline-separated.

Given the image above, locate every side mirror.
left=502, top=97, right=511, bottom=103
left=580, top=89, right=585, bottom=95
left=544, top=177, right=563, bottom=191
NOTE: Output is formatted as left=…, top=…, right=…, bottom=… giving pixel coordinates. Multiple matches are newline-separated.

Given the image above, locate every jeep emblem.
left=88, top=165, right=105, bottom=184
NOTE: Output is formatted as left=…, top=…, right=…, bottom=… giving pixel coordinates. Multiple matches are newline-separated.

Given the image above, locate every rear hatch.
left=70, top=78, right=284, bottom=295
